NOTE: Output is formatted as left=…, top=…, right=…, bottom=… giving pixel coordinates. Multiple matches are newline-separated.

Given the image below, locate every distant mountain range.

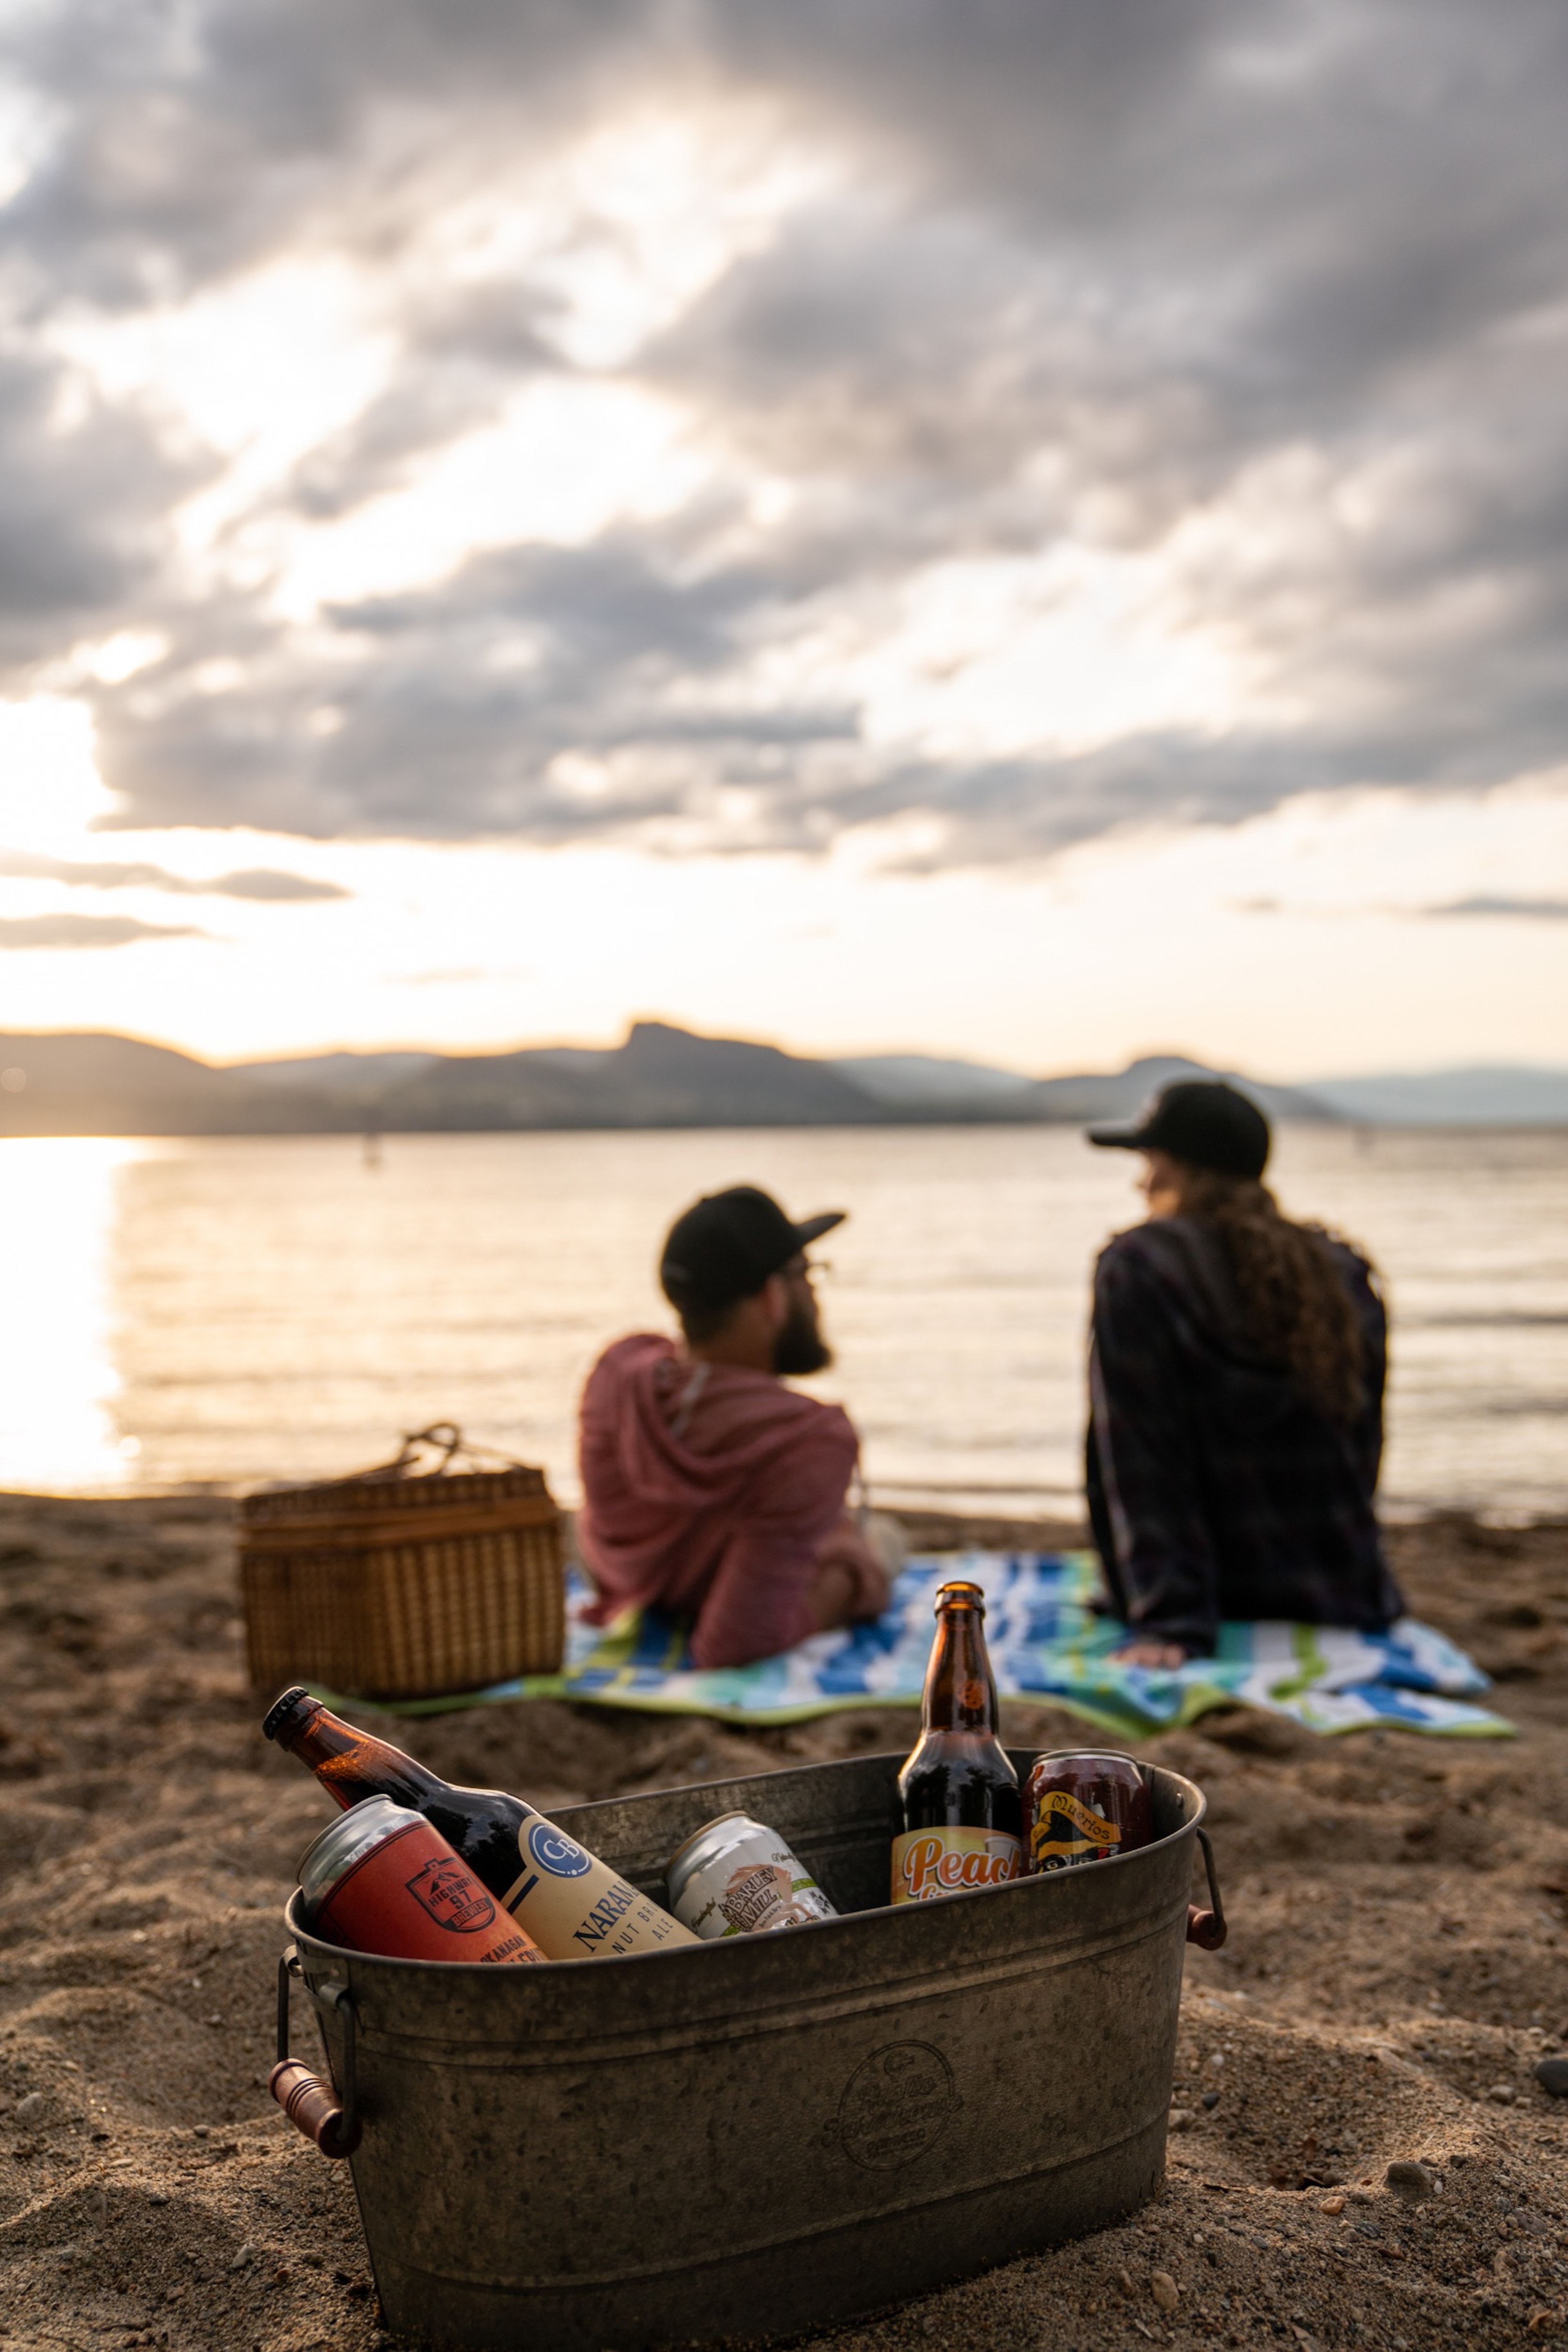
left=0, top=1024, right=1563, bottom=1133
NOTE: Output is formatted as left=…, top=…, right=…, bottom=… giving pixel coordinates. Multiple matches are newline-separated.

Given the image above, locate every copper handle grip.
left=274, top=1948, right=361, bottom=2158
left=1185, top=1902, right=1227, bottom=1950
left=269, top=2058, right=361, bottom=2158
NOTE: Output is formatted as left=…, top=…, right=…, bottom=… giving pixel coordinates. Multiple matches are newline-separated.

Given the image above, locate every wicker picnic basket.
left=239, top=1425, right=566, bottom=1701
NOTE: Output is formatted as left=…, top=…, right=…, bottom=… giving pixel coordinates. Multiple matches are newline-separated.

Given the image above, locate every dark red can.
left=1024, top=1750, right=1153, bottom=1874
left=298, top=1796, right=544, bottom=1963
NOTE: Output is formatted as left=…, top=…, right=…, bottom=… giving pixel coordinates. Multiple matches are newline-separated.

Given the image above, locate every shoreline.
left=3, top=1119, right=1568, bottom=1138
left=6, top=1484, right=1568, bottom=1533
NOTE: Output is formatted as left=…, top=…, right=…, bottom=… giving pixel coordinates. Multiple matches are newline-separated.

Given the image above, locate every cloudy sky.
left=2, top=0, right=1567, bottom=1076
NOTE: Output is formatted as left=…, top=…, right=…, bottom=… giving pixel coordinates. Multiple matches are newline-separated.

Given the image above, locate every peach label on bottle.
left=891, top=1826, right=1022, bottom=1904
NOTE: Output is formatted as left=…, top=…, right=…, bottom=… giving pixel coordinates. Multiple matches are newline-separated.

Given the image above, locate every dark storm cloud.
left=1, top=0, right=663, bottom=303
left=89, top=532, right=859, bottom=842
left=0, top=852, right=347, bottom=898
left=0, top=349, right=198, bottom=662
left=4, top=0, right=1568, bottom=856
left=1426, top=896, right=1568, bottom=921
left=0, top=913, right=206, bottom=948
left=205, top=867, right=348, bottom=900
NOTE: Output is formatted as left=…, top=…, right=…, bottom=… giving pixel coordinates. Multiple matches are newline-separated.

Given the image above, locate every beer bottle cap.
left=262, top=1685, right=314, bottom=1741
left=934, top=1579, right=984, bottom=1613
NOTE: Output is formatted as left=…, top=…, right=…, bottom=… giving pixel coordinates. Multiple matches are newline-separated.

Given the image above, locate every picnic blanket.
left=364, top=1551, right=1512, bottom=1738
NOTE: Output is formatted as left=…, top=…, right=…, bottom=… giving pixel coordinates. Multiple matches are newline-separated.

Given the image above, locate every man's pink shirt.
left=576, top=1333, right=861, bottom=1670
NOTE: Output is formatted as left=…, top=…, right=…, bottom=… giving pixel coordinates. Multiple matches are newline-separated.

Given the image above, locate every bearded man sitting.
left=576, top=1185, right=895, bottom=1669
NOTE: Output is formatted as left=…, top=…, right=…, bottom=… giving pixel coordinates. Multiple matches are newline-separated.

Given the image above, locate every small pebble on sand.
left=1385, top=2160, right=1438, bottom=2201
left=1536, top=2058, right=1568, bottom=2098
left=1319, top=2196, right=1347, bottom=2216
left=1168, top=2108, right=1194, bottom=2131
left=1486, top=2083, right=1517, bottom=2104
left=1150, top=2272, right=1180, bottom=2313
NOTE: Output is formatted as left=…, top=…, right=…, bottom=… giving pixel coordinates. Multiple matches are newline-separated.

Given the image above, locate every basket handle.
left=344, top=1423, right=535, bottom=1485
left=270, top=1949, right=361, bottom=2158
left=377, top=1423, right=464, bottom=1479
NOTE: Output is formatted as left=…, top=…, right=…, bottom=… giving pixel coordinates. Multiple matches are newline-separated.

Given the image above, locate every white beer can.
left=666, top=1810, right=837, bottom=1939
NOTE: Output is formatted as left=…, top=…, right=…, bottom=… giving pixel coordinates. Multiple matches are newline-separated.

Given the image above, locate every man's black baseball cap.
left=1087, top=1079, right=1270, bottom=1180
left=659, top=1185, right=846, bottom=1311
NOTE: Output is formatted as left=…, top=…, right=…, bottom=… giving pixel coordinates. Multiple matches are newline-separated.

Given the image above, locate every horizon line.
left=1, top=1018, right=1566, bottom=1089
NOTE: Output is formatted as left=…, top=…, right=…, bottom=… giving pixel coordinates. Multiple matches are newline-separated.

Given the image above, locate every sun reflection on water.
left=0, top=1128, right=1563, bottom=1510
left=0, top=1138, right=140, bottom=1491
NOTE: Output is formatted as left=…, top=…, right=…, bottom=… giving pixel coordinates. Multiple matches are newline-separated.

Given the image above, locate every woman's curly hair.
left=1173, top=1166, right=1376, bottom=1423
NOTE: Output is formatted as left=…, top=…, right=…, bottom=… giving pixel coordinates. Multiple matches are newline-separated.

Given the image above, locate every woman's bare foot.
left=1110, top=1637, right=1189, bottom=1670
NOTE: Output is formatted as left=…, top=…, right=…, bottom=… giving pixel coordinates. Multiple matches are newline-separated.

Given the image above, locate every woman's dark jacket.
left=1085, top=1216, right=1405, bottom=1656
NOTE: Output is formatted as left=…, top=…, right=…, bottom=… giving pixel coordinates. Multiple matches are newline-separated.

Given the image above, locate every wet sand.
left=2, top=1494, right=1566, bottom=2350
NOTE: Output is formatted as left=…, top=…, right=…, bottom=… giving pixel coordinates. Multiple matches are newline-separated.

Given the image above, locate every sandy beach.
left=3, top=1492, right=1566, bottom=2351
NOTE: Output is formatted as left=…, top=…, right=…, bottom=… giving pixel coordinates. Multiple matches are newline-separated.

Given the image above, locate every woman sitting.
left=1084, top=1080, right=1405, bottom=1667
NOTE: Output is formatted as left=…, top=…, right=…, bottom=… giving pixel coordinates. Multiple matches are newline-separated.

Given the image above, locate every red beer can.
left=298, top=1796, right=545, bottom=1963
left=1024, top=1750, right=1153, bottom=1874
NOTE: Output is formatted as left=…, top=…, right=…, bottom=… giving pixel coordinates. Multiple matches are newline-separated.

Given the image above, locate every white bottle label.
left=502, top=1815, right=699, bottom=1958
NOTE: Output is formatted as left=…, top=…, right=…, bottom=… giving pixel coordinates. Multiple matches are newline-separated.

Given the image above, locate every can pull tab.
left=270, top=1950, right=361, bottom=2158
left=1185, top=1826, right=1227, bottom=1951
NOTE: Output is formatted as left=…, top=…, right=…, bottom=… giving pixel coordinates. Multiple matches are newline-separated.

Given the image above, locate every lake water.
left=1, top=1126, right=1563, bottom=1516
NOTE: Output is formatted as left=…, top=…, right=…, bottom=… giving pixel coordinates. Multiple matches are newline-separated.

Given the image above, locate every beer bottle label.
left=500, top=1815, right=699, bottom=1958
left=891, top=1827, right=1022, bottom=1905
left=1030, top=1790, right=1121, bottom=1870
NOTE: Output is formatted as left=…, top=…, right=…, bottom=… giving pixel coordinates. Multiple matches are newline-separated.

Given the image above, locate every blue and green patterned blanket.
left=369, top=1552, right=1511, bottom=1738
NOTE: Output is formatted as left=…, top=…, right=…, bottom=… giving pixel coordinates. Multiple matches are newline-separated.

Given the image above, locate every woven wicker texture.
left=240, top=1427, right=565, bottom=1699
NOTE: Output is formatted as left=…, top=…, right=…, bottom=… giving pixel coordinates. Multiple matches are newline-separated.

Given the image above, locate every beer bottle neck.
left=276, top=1703, right=448, bottom=1813
left=922, top=1607, right=1000, bottom=1734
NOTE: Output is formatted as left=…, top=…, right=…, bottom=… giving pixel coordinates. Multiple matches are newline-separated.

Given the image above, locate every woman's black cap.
left=1087, top=1079, right=1270, bottom=1179
left=660, top=1185, right=845, bottom=1311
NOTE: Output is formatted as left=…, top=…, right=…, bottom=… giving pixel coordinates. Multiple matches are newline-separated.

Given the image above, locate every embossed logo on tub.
left=830, top=2042, right=960, bottom=2171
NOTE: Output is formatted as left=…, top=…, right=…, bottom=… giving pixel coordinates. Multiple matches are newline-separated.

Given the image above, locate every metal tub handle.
left=1185, top=1826, right=1227, bottom=1950
left=270, top=1947, right=362, bottom=2158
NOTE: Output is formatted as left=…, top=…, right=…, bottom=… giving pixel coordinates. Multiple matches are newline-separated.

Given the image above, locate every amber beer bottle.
left=891, top=1581, right=1022, bottom=1903
left=264, top=1688, right=697, bottom=1959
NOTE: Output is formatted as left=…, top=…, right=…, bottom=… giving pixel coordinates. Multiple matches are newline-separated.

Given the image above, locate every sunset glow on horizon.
left=0, top=5, right=1565, bottom=1081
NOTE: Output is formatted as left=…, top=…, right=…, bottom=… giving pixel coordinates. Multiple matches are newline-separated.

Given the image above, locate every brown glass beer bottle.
left=891, top=1581, right=1022, bottom=1903
left=264, top=1687, right=697, bottom=1959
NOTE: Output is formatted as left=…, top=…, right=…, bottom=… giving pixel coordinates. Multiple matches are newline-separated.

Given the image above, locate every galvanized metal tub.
left=280, top=1751, right=1220, bottom=2350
